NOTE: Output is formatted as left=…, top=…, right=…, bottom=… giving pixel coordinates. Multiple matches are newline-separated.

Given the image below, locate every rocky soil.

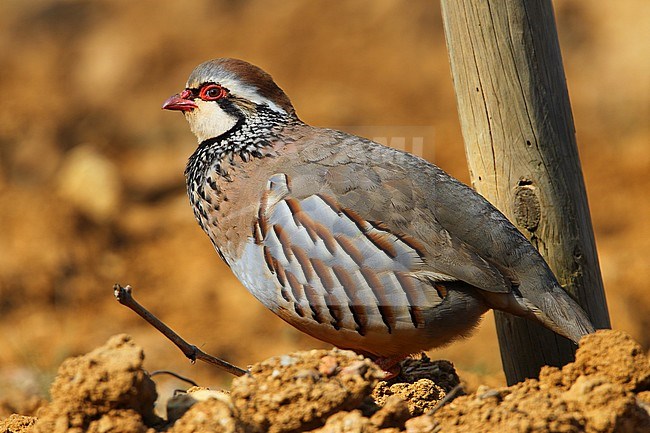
left=1, top=330, right=647, bottom=433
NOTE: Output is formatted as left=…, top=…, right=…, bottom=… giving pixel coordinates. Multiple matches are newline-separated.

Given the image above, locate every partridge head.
left=163, top=58, right=595, bottom=369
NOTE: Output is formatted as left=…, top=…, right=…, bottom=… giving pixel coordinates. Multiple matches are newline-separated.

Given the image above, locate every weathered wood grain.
left=440, top=0, right=610, bottom=384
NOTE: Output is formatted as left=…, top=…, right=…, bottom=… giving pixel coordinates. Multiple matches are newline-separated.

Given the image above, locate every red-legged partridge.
left=163, top=58, right=594, bottom=368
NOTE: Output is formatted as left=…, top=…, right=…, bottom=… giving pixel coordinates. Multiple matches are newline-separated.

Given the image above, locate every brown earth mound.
left=1, top=2, right=649, bottom=417
left=0, top=330, right=647, bottom=433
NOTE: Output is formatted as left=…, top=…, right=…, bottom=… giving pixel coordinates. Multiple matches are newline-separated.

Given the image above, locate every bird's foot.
left=370, top=355, right=410, bottom=380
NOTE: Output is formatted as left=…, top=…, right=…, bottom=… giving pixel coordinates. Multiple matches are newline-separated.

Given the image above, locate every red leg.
left=367, top=354, right=411, bottom=380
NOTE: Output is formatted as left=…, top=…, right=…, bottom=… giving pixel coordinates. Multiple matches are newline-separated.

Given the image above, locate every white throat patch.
left=185, top=99, right=238, bottom=142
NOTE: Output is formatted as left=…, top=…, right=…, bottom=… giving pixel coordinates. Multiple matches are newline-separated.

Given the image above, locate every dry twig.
left=113, top=283, right=247, bottom=377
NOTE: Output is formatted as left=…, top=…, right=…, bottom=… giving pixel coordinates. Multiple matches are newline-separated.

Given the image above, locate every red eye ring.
left=199, top=84, right=227, bottom=101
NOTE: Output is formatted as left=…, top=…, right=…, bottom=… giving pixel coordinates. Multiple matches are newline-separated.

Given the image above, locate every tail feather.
left=518, top=285, right=595, bottom=343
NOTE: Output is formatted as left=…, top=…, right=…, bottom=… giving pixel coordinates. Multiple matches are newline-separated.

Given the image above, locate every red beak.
left=162, top=90, right=198, bottom=112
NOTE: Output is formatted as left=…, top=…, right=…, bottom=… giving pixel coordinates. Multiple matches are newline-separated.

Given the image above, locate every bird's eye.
left=199, top=84, right=227, bottom=101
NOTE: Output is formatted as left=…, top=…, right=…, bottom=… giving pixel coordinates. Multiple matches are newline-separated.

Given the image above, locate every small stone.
left=167, top=399, right=239, bottom=433
left=370, top=395, right=410, bottom=429
left=279, top=355, right=297, bottom=366
left=314, top=411, right=372, bottom=433
left=166, top=387, right=231, bottom=422
left=319, top=356, right=339, bottom=377
left=405, top=415, right=438, bottom=433
left=294, top=369, right=321, bottom=381
left=477, top=388, right=502, bottom=400
left=341, top=361, right=369, bottom=377
left=167, top=394, right=199, bottom=423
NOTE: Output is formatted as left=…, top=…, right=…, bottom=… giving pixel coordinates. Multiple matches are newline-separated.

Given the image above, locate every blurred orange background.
left=0, top=0, right=648, bottom=402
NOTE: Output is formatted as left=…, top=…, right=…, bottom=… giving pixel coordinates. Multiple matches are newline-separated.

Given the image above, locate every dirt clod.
left=308, top=410, right=401, bottom=433
left=1, top=330, right=647, bottom=433
left=369, top=396, right=411, bottom=430
left=167, top=399, right=237, bottom=433
left=166, top=387, right=231, bottom=424
left=29, top=334, right=160, bottom=433
left=0, top=414, right=37, bottom=433
left=373, top=357, right=460, bottom=416
left=544, top=329, right=650, bottom=393
left=424, top=330, right=650, bottom=433
left=231, top=349, right=382, bottom=433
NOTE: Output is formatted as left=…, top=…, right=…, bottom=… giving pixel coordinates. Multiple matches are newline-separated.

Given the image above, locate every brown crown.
left=187, top=58, right=295, bottom=116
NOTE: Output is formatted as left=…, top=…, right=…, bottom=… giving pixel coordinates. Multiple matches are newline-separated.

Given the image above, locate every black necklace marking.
left=184, top=104, right=295, bottom=231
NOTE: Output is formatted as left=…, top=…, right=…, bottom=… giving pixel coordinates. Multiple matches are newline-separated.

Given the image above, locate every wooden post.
left=440, top=0, right=610, bottom=384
